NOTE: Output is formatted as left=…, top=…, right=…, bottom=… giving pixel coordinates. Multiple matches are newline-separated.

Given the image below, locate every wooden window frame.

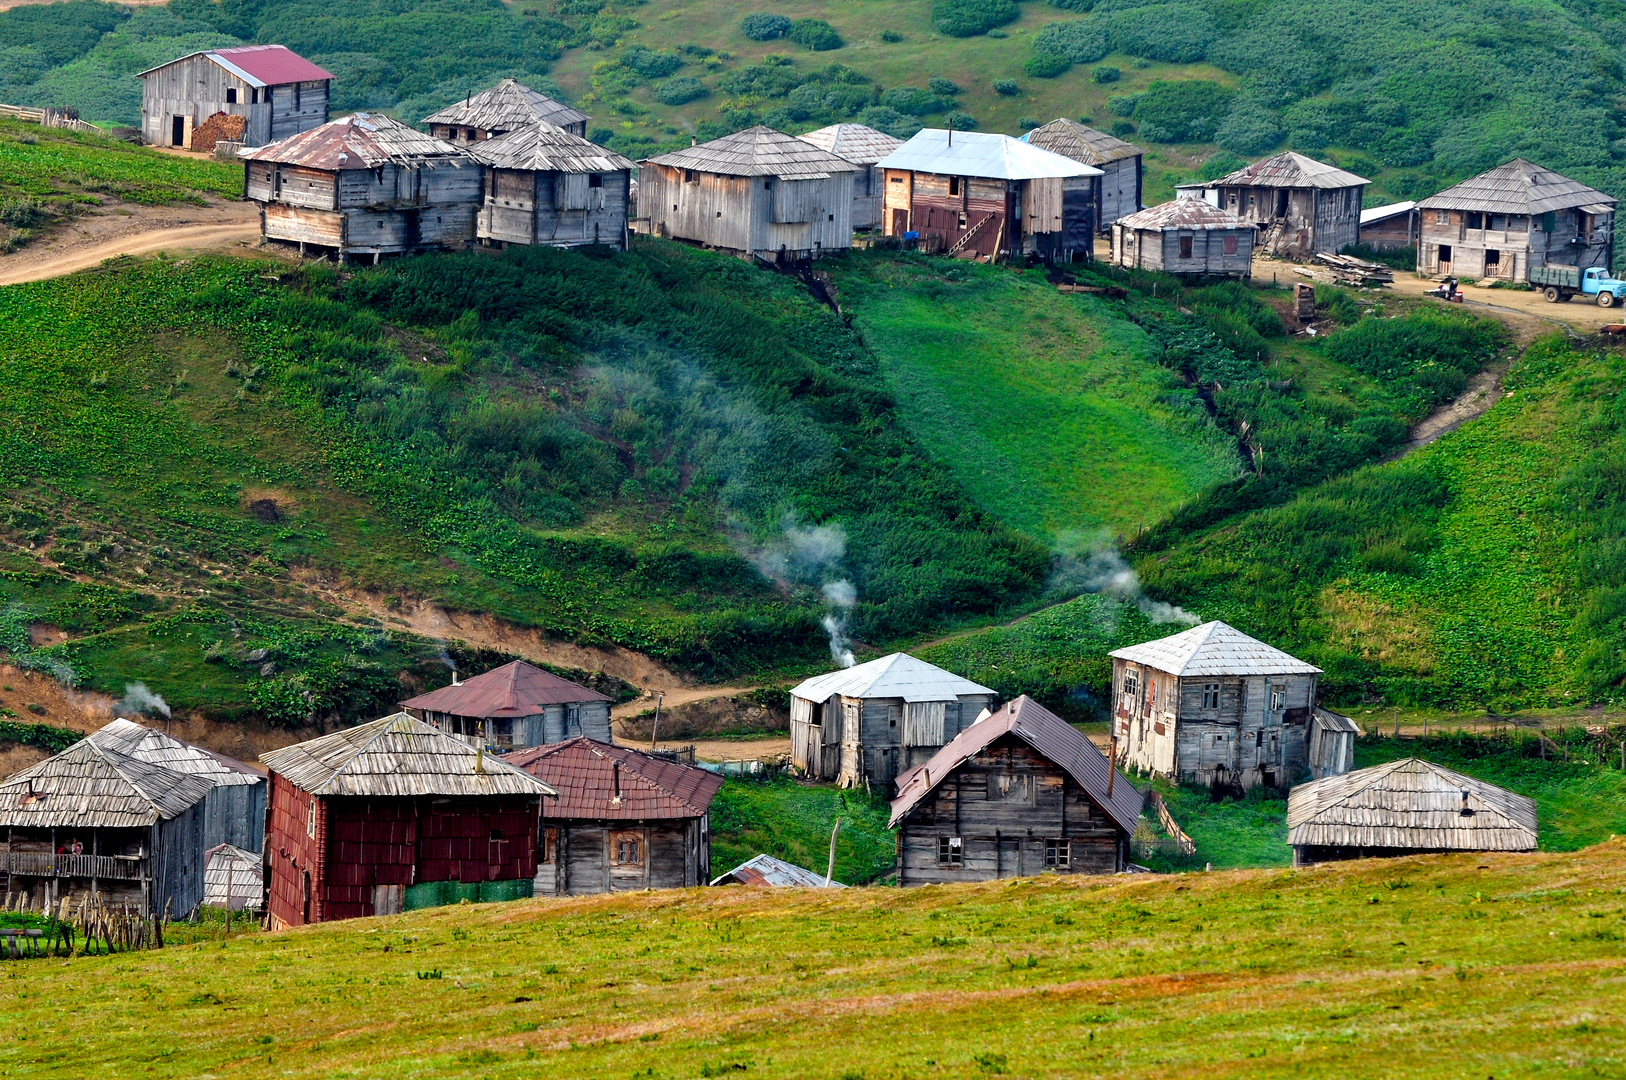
left=612, top=831, right=644, bottom=867
left=1044, top=839, right=1070, bottom=868
left=1179, top=234, right=1193, bottom=259
left=540, top=827, right=558, bottom=864
left=1202, top=683, right=1220, bottom=710
left=306, top=801, right=317, bottom=839
left=937, top=835, right=963, bottom=866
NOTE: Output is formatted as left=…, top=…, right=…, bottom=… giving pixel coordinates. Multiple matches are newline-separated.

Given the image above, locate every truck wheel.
left=1562, top=291, right=1574, bottom=302
left=1544, top=286, right=1560, bottom=302
left=1599, top=291, right=1616, bottom=308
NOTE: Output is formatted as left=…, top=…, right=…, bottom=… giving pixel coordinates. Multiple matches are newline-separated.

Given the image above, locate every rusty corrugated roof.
left=238, top=113, right=470, bottom=171
left=401, top=660, right=611, bottom=719
left=506, top=737, right=723, bottom=820
left=710, top=853, right=843, bottom=887
left=1116, top=197, right=1248, bottom=230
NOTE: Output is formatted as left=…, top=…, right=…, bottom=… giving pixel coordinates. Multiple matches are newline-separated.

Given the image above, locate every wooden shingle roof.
left=1117, top=198, right=1249, bottom=230
left=88, top=718, right=263, bottom=787
left=1023, top=118, right=1143, bottom=166
left=401, top=660, right=610, bottom=719
left=643, top=125, right=861, bottom=179
left=468, top=123, right=635, bottom=174
left=1110, top=621, right=1322, bottom=677
left=1287, top=758, right=1537, bottom=852
left=1417, top=159, right=1616, bottom=216
left=797, top=124, right=903, bottom=166
left=505, top=737, right=723, bottom=820
left=1211, top=151, right=1368, bottom=190
left=421, top=79, right=589, bottom=133
left=238, top=113, right=470, bottom=171
left=0, top=739, right=215, bottom=828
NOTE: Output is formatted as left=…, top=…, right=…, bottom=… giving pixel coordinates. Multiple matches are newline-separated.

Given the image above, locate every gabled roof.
left=1360, top=200, right=1416, bottom=225
left=644, top=125, right=862, bottom=179
left=421, top=79, right=589, bottom=133
left=1022, top=118, right=1143, bottom=166
left=1417, top=159, right=1617, bottom=215
left=711, top=852, right=844, bottom=887
left=88, top=718, right=263, bottom=787
left=238, top=113, right=470, bottom=171
left=0, top=739, right=215, bottom=828
left=889, top=696, right=1143, bottom=833
left=797, top=123, right=903, bottom=166
left=1287, top=758, right=1537, bottom=852
left=467, top=122, right=635, bottom=174
left=261, top=713, right=555, bottom=798
left=1210, top=152, right=1368, bottom=191
left=401, top=660, right=611, bottom=719
left=136, top=45, right=333, bottom=88
left=1117, top=197, right=1249, bottom=230
left=505, top=737, right=722, bottom=820
left=879, top=129, right=1101, bottom=181
left=1109, top=621, right=1322, bottom=677
left=790, top=653, right=994, bottom=704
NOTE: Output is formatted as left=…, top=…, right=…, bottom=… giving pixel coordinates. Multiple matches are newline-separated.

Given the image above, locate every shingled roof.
left=88, top=718, right=263, bottom=787
left=1287, top=758, right=1537, bottom=852
left=797, top=123, right=902, bottom=166
left=239, top=113, right=470, bottom=171
left=1417, top=159, right=1616, bottom=216
left=1210, top=151, right=1368, bottom=190
left=790, top=653, right=993, bottom=704
left=0, top=739, right=215, bottom=828
left=261, top=713, right=555, bottom=798
left=879, top=128, right=1101, bottom=180
left=1023, top=118, right=1143, bottom=166
left=644, top=125, right=861, bottom=179
left=1110, top=621, right=1322, bottom=677
left=505, top=737, right=722, bottom=820
left=468, top=123, right=635, bottom=174
left=890, top=695, right=1143, bottom=832
left=1117, top=197, right=1249, bottom=230
left=401, top=660, right=611, bottom=718
left=421, top=79, right=589, bottom=133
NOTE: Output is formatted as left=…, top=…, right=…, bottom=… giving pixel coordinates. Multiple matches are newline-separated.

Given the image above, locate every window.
left=226, top=87, right=238, bottom=104
left=588, top=173, right=604, bottom=188
left=1435, top=209, right=1448, bottom=225
left=1123, top=670, right=1139, bottom=698
left=294, top=83, right=301, bottom=110
left=612, top=832, right=643, bottom=866
left=949, top=177, right=961, bottom=196
left=1269, top=685, right=1285, bottom=712
left=540, top=827, right=558, bottom=864
left=1255, top=730, right=1264, bottom=748
left=684, top=169, right=697, bottom=183
left=306, top=801, right=317, bottom=839
left=251, top=88, right=259, bottom=105
left=1223, top=235, right=1238, bottom=255
left=1485, top=248, right=1501, bottom=269
left=1466, top=211, right=1484, bottom=230
left=890, top=175, right=904, bottom=184
left=1541, top=211, right=1555, bottom=232
left=938, top=836, right=963, bottom=866
left=1202, top=683, right=1220, bottom=710
left=1179, top=235, right=1193, bottom=259
left=1045, top=839, right=1070, bottom=868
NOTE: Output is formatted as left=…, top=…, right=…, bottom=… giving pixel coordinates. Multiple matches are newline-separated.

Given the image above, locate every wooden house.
left=87, top=718, right=265, bottom=852
left=1110, top=197, right=1254, bottom=277
left=797, top=123, right=903, bottom=231
left=888, top=695, right=1142, bottom=885
left=0, top=738, right=213, bottom=916
left=505, top=737, right=722, bottom=895
left=137, top=45, right=331, bottom=149
left=637, top=126, right=860, bottom=261
left=467, top=123, right=635, bottom=250
left=203, top=843, right=263, bottom=910
left=1415, top=159, right=1616, bottom=281
left=1185, top=152, right=1367, bottom=257
left=400, top=659, right=613, bottom=751
left=790, top=652, right=995, bottom=790
left=877, top=129, right=1100, bottom=262
left=422, top=78, right=590, bottom=142
left=1109, top=621, right=1325, bottom=791
left=711, top=852, right=843, bottom=887
left=1023, top=119, right=1144, bottom=230
left=239, top=112, right=481, bottom=263
left=1287, top=758, right=1536, bottom=867
left=260, top=713, right=554, bottom=927
left=1359, top=201, right=1417, bottom=251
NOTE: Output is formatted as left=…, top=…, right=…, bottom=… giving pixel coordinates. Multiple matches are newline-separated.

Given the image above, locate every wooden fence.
left=0, top=103, right=100, bottom=134
left=1, top=890, right=171, bottom=958
left=1145, top=791, right=1197, bottom=856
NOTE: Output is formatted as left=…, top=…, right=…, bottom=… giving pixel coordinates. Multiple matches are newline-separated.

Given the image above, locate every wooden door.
left=891, top=208, right=908, bottom=235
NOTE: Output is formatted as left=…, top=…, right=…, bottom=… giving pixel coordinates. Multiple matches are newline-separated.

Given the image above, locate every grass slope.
left=4, top=845, right=1625, bottom=1077
left=708, top=776, right=896, bottom=884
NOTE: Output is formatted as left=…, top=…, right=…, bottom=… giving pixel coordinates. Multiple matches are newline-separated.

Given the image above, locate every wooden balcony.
left=3, top=852, right=145, bottom=880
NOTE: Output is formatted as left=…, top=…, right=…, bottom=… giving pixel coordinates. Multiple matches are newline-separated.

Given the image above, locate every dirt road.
left=0, top=199, right=261, bottom=287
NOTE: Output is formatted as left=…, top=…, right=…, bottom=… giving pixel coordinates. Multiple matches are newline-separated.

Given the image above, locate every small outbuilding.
left=422, top=78, right=590, bottom=142
left=1359, top=201, right=1417, bottom=251
left=797, top=123, right=904, bottom=231
left=889, top=695, right=1142, bottom=885
left=1023, top=119, right=1144, bottom=230
left=260, top=713, right=554, bottom=927
left=637, top=125, right=860, bottom=261
left=790, top=652, right=996, bottom=789
left=87, top=718, right=266, bottom=852
left=1307, top=707, right=1360, bottom=780
left=137, top=44, right=331, bottom=148
left=467, top=123, right=635, bottom=250
left=1110, top=197, right=1253, bottom=277
left=505, top=737, right=722, bottom=894
left=1287, top=758, right=1537, bottom=867
left=401, top=659, right=614, bottom=751
left=1185, top=152, right=1368, bottom=257
left=878, top=128, right=1101, bottom=262
left=710, top=852, right=843, bottom=887
left=203, top=843, right=263, bottom=910
left=240, top=112, right=481, bottom=262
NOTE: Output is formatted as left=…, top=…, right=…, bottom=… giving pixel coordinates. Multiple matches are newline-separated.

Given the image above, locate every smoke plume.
left=118, top=681, right=172, bottom=719
left=747, top=514, right=861, bottom=667
left=1052, top=544, right=1200, bottom=626
left=821, top=580, right=858, bottom=668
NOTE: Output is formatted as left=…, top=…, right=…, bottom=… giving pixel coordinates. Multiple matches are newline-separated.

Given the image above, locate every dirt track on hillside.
left=0, top=199, right=260, bottom=287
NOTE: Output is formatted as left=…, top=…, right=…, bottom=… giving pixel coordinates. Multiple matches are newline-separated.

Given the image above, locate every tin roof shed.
left=422, top=79, right=589, bottom=134
left=401, top=660, right=611, bottom=719
left=239, top=113, right=468, bottom=170
left=879, top=129, right=1101, bottom=180
left=797, top=123, right=902, bottom=165
left=1117, top=197, right=1249, bottom=230
left=710, top=853, right=844, bottom=887
left=1210, top=152, right=1368, bottom=190
left=467, top=123, right=635, bottom=174
left=137, top=44, right=332, bottom=88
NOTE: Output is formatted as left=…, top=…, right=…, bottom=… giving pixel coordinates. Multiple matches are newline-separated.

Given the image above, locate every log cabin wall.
left=536, top=816, right=706, bottom=895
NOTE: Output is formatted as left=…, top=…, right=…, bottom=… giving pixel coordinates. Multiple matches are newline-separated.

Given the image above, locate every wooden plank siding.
left=535, top=816, right=707, bottom=895
left=881, top=169, right=1093, bottom=261
left=478, top=167, right=631, bottom=250
left=1096, top=156, right=1142, bottom=229
left=1417, top=206, right=1608, bottom=280
left=639, top=162, right=854, bottom=259
left=140, top=53, right=326, bottom=148
left=248, top=159, right=481, bottom=259
left=1212, top=184, right=1361, bottom=255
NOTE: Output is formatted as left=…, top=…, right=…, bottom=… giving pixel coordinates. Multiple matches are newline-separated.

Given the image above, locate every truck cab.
left=1581, top=267, right=1626, bottom=306
left=1530, top=263, right=1626, bottom=305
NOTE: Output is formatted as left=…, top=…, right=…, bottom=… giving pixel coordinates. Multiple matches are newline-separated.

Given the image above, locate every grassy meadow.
left=709, top=776, right=896, bottom=884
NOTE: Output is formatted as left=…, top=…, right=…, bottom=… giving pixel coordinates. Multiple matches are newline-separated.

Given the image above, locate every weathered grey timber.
left=88, top=718, right=265, bottom=852
left=711, top=852, right=843, bottom=887
left=137, top=45, right=331, bottom=148
left=423, top=79, right=590, bottom=141
left=1110, top=197, right=1253, bottom=276
left=1110, top=621, right=1326, bottom=790
left=467, top=123, right=634, bottom=250
left=797, top=123, right=903, bottom=230
left=401, top=660, right=614, bottom=750
left=203, top=843, right=263, bottom=909
left=1182, top=152, right=1367, bottom=256
left=1024, top=119, right=1144, bottom=229
left=1306, top=708, right=1360, bottom=780
left=1359, top=201, right=1417, bottom=251
left=637, top=126, right=859, bottom=260
left=889, top=696, right=1142, bottom=885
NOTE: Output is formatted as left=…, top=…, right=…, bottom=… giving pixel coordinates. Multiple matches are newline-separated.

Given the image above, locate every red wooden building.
left=260, top=713, right=555, bottom=927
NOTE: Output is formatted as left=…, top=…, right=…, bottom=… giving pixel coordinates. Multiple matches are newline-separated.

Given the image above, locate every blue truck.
left=1527, top=263, right=1626, bottom=306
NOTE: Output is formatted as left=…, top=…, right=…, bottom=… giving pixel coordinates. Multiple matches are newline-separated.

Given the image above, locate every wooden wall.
left=1418, top=206, right=1613, bottom=280
left=1361, top=211, right=1416, bottom=251
left=852, top=164, right=885, bottom=230
left=640, top=163, right=854, bottom=258
left=141, top=55, right=327, bottom=147
left=478, top=167, right=631, bottom=250
left=830, top=692, right=993, bottom=789
left=265, top=771, right=321, bottom=928
left=248, top=160, right=481, bottom=258
left=1110, top=225, right=1252, bottom=276
left=534, top=815, right=707, bottom=894
left=1097, top=156, right=1142, bottom=229
left=202, top=781, right=265, bottom=853
left=1212, top=183, right=1363, bottom=254
left=882, top=169, right=1092, bottom=260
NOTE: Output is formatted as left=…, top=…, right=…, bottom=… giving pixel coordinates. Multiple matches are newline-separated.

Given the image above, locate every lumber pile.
left=191, top=111, right=247, bottom=153
left=1314, top=251, right=1394, bottom=286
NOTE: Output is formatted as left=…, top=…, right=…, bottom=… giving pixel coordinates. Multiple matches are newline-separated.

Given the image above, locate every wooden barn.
left=1110, top=197, right=1254, bottom=277
left=1184, top=152, right=1367, bottom=256
left=790, top=652, right=995, bottom=790
left=878, top=128, right=1100, bottom=261
left=1023, top=119, right=1144, bottom=230
left=1109, top=621, right=1326, bottom=791
left=637, top=126, right=860, bottom=261
left=505, top=737, right=722, bottom=895
left=87, top=718, right=266, bottom=852
left=0, top=738, right=213, bottom=916
left=1415, top=159, right=1616, bottom=281
left=422, top=78, right=590, bottom=142
left=240, top=112, right=481, bottom=263
left=797, top=123, right=903, bottom=231
left=888, top=695, right=1142, bottom=885
left=400, top=659, right=613, bottom=751
left=1287, top=758, right=1537, bottom=867
left=710, top=852, right=843, bottom=887
left=467, top=123, right=635, bottom=250
left=203, top=843, right=263, bottom=910
left=260, top=713, right=554, bottom=928
left=137, top=44, right=330, bottom=149
left=1359, top=201, right=1417, bottom=251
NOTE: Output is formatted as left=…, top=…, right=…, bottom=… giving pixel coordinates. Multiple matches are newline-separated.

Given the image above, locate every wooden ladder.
left=947, top=211, right=997, bottom=257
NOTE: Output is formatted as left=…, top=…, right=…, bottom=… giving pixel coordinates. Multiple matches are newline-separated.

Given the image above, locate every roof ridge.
left=608, top=744, right=707, bottom=813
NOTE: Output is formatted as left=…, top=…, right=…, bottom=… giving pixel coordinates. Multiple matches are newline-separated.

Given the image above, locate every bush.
left=1031, top=20, right=1110, bottom=63
left=1340, top=242, right=1417, bottom=272
left=788, top=18, right=843, bottom=50
left=880, top=86, right=948, bottom=116
left=856, top=105, right=922, bottom=139
left=880, top=29, right=903, bottom=42
left=1215, top=103, right=1282, bottom=155
left=928, top=77, right=960, bottom=97
left=993, top=79, right=1020, bottom=96
left=1019, top=116, right=1040, bottom=129
left=946, top=110, right=977, bottom=129
left=1091, top=65, right=1120, bottom=83
left=1024, top=52, right=1072, bottom=78
left=654, top=77, right=708, bottom=105
left=740, top=13, right=791, bottom=40
left=932, top=0, right=1019, bottom=37
left=1128, top=80, right=1234, bottom=142
left=1107, top=94, right=1137, bottom=117
left=1196, top=150, right=1246, bottom=182
left=621, top=46, right=683, bottom=79
left=1049, top=0, right=1094, bottom=8
left=1110, top=120, right=1136, bottom=136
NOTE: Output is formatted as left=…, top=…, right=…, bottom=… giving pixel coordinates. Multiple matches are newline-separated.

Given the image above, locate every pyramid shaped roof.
left=1022, top=118, right=1143, bottom=166
left=790, top=653, right=993, bottom=704
left=1109, top=621, right=1321, bottom=677
left=1417, top=158, right=1615, bottom=216
left=401, top=660, right=611, bottom=718
left=1210, top=151, right=1368, bottom=190
left=644, top=125, right=861, bottom=179
left=88, top=718, right=263, bottom=787
left=879, top=128, right=1101, bottom=180
left=239, top=113, right=469, bottom=171
left=467, top=122, right=634, bottom=174
left=1117, top=197, right=1249, bottom=230
left=0, top=739, right=215, bottom=828
left=1287, top=758, right=1537, bottom=852
left=421, top=79, right=589, bottom=132
left=797, top=123, right=903, bottom=166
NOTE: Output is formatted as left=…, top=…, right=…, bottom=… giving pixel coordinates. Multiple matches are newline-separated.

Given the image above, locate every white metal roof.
left=1360, top=200, right=1416, bottom=225
left=1109, top=621, right=1321, bottom=677
left=790, top=653, right=994, bottom=704
left=878, top=129, right=1101, bottom=181
left=798, top=124, right=903, bottom=166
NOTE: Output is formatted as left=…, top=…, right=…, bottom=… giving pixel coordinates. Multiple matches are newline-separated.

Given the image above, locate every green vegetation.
left=1147, top=781, right=1291, bottom=870
left=709, top=776, right=895, bottom=884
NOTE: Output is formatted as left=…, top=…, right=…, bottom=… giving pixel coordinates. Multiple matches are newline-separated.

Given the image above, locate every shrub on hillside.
left=931, top=0, right=1018, bottom=38
left=1031, top=20, right=1110, bottom=63
left=654, top=77, right=707, bottom=105
left=740, top=13, right=791, bottom=40
left=928, top=77, right=960, bottom=97
left=857, top=105, right=922, bottom=138
left=993, top=79, right=1020, bottom=96
left=946, top=110, right=977, bottom=129
left=621, top=46, right=683, bottom=78
left=1024, top=52, right=1072, bottom=78
left=1196, top=151, right=1246, bottom=182
left=788, top=18, right=842, bottom=50
left=1091, top=65, right=1120, bottom=83
left=1110, top=120, right=1135, bottom=136
left=880, top=29, right=903, bottom=41
left=881, top=86, right=948, bottom=116
left=1107, top=94, right=1136, bottom=116
left=1323, top=310, right=1500, bottom=392
left=1048, top=0, right=1094, bottom=8
left=1215, top=103, right=1282, bottom=154
left=1019, top=116, right=1040, bottom=129
left=1128, top=80, right=1234, bottom=142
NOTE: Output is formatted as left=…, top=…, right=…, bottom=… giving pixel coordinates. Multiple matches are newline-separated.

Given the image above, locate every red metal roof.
left=212, top=45, right=332, bottom=86
left=401, top=660, right=612, bottom=718
left=505, top=738, right=723, bottom=820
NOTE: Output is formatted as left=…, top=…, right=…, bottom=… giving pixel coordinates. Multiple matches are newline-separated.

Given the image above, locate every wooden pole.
left=824, top=817, right=841, bottom=888
left=650, top=692, right=664, bottom=751
left=1106, top=735, right=1117, bottom=798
